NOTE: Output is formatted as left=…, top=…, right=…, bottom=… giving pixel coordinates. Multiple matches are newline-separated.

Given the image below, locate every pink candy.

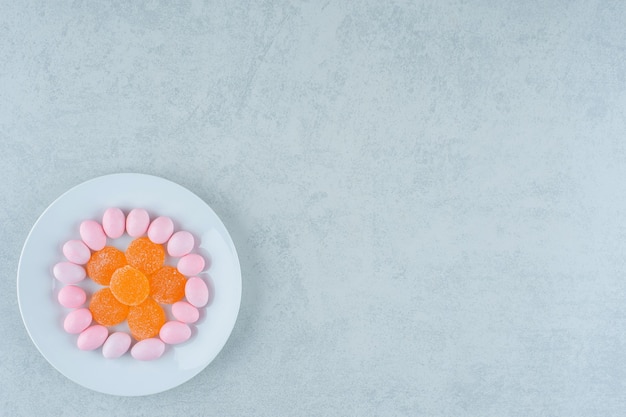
left=185, top=277, right=209, bottom=308
left=131, top=338, right=165, bottom=361
left=177, top=254, right=205, bottom=276
left=148, top=216, right=174, bottom=244
left=126, top=208, right=150, bottom=237
left=102, top=208, right=125, bottom=239
left=57, top=285, right=86, bottom=308
left=160, top=321, right=191, bottom=344
left=172, top=301, right=200, bottom=323
left=77, top=325, right=108, bottom=351
left=53, top=262, right=86, bottom=284
left=167, top=231, right=194, bottom=257
left=80, top=220, right=107, bottom=251
left=62, top=240, right=91, bottom=264
left=102, top=332, right=131, bottom=359
left=64, top=308, right=92, bottom=334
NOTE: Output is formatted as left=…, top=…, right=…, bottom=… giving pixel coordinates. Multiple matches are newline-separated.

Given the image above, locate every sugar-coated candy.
left=110, top=265, right=150, bottom=306
left=102, top=208, right=125, bottom=239
left=147, top=216, right=174, bottom=244
left=131, top=338, right=165, bottom=361
left=90, top=288, right=129, bottom=326
left=86, top=246, right=127, bottom=286
left=57, top=285, right=86, bottom=308
left=172, top=301, right=200, bottom=324
left=125, top=237, right=165, bottom=275
left=149, top=266, right=186, bottom=304
left=79, top=220, right=107, bottom=251
left=159, top=321, right=191, bottom=345
left=62, top=240, right=91, bottom=264
left=126, top=208, right=150, bottom=237
left=127, top=298, right=166, bottom=340
left=102, top=332, right=131, bottom=359
left=167, top=231, right=194, bottom=257
left=77, top=325, right=108, bottom=351
left=54, top=206, right=214, bottom=361
left=177, top=254, right=205, bottom=276
left=64, top=308, right=92, bottom=334
left=185, top=277, right=209, bottom=308
left=53, top=262, right=86, bottom=284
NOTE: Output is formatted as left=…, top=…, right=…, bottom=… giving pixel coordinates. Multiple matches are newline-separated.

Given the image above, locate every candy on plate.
left=125, top=237, right=165, bottom=276
left=109, top=265, right=150, bottom=306
left=86, top=246, right=127, bottom=286
left=90, top=288, right=129, bottom=326
left=149, top=266, right=186, bottom=304
left=127, top=298, right=166, bottom=340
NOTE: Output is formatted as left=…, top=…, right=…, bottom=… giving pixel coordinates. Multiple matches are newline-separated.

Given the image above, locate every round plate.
left=17, top=173, right=242, bottom=396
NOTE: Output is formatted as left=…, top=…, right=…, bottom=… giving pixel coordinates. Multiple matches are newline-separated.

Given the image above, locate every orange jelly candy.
left=89, top=288, right=129, bottom=326
left=127, top=298, right=166, bottom=340
left=149, top=266, right=186, bottom=304
left=125, top=237, right=165, bottom=276
left=109, top=265, right=150, bottom=306
left=86, top=246, right=127, bottom=285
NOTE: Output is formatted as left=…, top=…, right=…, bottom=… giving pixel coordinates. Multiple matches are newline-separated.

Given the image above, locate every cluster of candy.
left=53, top=208, right=210, bottom=361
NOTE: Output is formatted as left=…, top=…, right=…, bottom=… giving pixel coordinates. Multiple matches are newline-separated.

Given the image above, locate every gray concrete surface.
left=1, top=1, right=626, bottom=416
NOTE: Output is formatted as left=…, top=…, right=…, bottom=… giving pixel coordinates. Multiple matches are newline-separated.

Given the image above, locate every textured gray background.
left=1, top=1, right=626, bottom=416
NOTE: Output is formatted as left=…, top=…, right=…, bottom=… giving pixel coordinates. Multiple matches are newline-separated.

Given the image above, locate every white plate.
left=17, top=173, right=242, bottom=396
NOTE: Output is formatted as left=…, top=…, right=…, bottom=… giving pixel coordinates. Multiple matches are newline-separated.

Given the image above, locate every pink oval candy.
left=57, top=285, right=86, bottom=308
left=63, top=308, right=92, bottom=334
left=77, top=325, right=108, bottom=351
left=177, top=254, right=205, bottom=276
left=147, top=216, right=174, bottom=244
left=62, top=240, right=91, bottom=264
left=79, top=220, right=107, bottom=251
left=53, top=262, right=86, bottom=284
left=102, top=208, right=125, bottom=239
left=159, top=321, right=192, bottom=344
left=172, top=301, right=200, bottom=323
left=126, top=208, right=150, bottom=237
left=167, top=231, right=194, bottom=257
left=185, top=277, right=209, bottom=308
left=131, top=338, right=165, bottom=361
left=102, top=332, right=131, bottom=359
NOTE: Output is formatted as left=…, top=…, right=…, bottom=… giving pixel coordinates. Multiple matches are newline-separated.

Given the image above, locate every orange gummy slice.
left=86, top=246, right=127, bottom=285
left=109, top=265, right=150, bottom=306
left=127, top=298, right=166, bottom=340
left=125, top=237, right=165, bottom=276
left=89, top=288, right=129, bottom=326
left=149, top=266, right=186, bottom=304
